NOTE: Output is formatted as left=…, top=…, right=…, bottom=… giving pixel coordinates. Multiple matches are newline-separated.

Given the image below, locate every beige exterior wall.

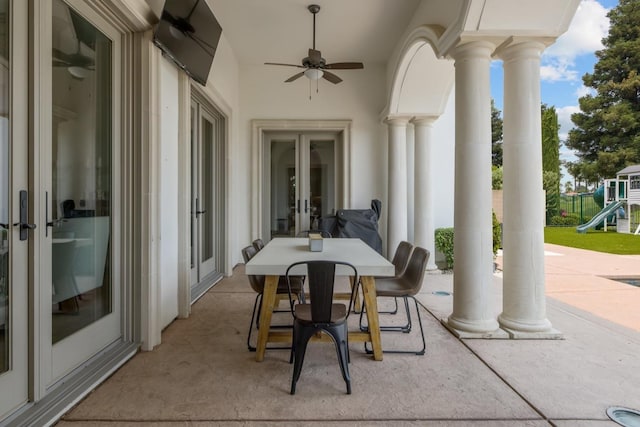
left=492, top=189, right=503, bottom=223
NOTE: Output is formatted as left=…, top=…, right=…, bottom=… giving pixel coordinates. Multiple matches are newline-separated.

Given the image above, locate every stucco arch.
left=386, top=25, right=455, bottom=118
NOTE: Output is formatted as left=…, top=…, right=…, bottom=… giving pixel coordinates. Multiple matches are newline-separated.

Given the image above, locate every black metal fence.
left=558, top=193, right=601, bottom=224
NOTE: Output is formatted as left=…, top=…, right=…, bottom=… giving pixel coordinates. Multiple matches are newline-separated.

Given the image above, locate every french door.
left=42, top=0, right=122, bottom=384
left=264, top=132, right=338, bottom=239
left=0, top=0, right=29, bottom=416
left=190, top=96, right=225, bottom=299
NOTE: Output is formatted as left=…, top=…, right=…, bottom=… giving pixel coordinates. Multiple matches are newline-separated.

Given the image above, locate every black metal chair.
left=285, top=260, right=359, bottom=395
left=242, top=246, right=304, bottom=352
left=252, top=238, right=265, bottom=251
left=296, top=230, right=332, bottom=238
left=361, top=246, right=430, bottom=355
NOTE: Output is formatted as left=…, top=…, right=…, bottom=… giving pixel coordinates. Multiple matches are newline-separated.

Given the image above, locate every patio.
left=57, top=243, right=640, bottom=426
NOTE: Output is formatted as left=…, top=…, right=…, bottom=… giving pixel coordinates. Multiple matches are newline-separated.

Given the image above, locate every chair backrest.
left=296, top=230, right=332, bottom=238
left=391, top=241, right=413, bottom=276
left=252, top=239, right=265, bottom=251
left=241, top=245, right=264, bottom=293
left=401, top=246, right=430, bottom=296
left=286, top=261, right=358, bottom=324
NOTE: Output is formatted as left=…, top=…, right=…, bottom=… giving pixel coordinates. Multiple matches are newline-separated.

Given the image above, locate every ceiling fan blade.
left=265, top=62, right=305, bottom=68
left=324, top=62, right=364, bottom=70
left=322, top=71, right=342, bottom=84
left=309, top=48, right=322, bottom=63
left=285, top=72, right=305, bottom=83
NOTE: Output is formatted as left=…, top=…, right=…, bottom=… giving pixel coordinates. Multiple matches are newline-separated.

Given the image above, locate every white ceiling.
left=207, top=0, right=422, bottom=66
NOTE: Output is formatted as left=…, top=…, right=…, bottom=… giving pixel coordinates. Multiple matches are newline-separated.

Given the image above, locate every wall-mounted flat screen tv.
left=153, top=0, right=222, bottom=86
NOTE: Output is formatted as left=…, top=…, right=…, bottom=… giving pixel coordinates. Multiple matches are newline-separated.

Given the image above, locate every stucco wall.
left=159, top=56, right=180, bottom=328
left=237, top=63, right=388, bottom=255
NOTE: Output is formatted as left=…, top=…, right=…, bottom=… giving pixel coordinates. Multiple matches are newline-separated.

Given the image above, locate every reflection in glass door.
left=47, top=0, right=120, bottom=382
left=0, top=0, right=29, bottom=416
left=51, top=0, right=112, bottom=343
left=266, top=133, right=337, bottom=239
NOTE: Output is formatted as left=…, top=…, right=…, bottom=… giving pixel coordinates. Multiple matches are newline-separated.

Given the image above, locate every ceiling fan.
left=53, top=42, right=94, bottom=70
left=53, top=7, right=97, bottom=79
left=53, top=40, right=95, bottom=79
left=265, top=4, right=364, bottom=85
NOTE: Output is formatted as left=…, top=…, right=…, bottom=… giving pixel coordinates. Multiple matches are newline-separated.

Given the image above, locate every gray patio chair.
left=360, top=246, right=430, bottom=355
left=242, top=246, right=304, bottom=352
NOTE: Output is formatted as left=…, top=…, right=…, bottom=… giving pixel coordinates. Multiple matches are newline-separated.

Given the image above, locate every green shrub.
left=435, top=212, right=501, bottom=270
left=434, top=227, right=454, bottom=269
left=492, top=211, right=501, bottom=255
left=549, top=214, right=581, bottom=226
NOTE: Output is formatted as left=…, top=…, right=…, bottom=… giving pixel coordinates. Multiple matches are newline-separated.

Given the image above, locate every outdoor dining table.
left=245, top=237, right=395, bottom=362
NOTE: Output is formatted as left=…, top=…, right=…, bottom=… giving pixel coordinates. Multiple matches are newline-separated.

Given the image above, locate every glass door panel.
left=308, top=139, right=335, bottom=230
left=51, top=0, right=112, bottom=343
left=265, top=133, right=337, bottom=239
left=48, top=0, right=120, bottom=382
left=269, top=138, right=297, bottom=238
left=198, top=113, right=215, bottom=275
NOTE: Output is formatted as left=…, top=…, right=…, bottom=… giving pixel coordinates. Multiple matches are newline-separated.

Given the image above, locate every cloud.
left=575, top=84, right=596, bottom=98
left=556, top=105, right=580, bottom=141
left=541, top=0, right=610, bottom=82
left=540, top=63, right=578, bottom=82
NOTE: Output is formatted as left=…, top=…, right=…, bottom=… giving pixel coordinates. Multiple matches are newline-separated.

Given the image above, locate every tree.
left=491, top=99, right=503, bottom=166
left=542, top=105, right=561, bottom=218
left=566, top=0, right=640, bottom=179
left=542, top=105, right=561, bottom=177
left=564, top=181, right=574, bottom=194
left=492, top=165, right=503, bottom=190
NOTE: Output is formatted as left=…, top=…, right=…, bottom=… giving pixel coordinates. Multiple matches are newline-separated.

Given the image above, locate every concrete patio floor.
left=57, top=243, right=640, bottom=426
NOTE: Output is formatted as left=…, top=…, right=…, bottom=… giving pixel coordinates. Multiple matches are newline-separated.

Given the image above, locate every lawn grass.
left=544, top=226, right=640, bottom=255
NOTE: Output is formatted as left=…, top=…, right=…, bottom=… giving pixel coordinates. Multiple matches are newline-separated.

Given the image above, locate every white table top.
left=245, top=237, right=394, bottom=277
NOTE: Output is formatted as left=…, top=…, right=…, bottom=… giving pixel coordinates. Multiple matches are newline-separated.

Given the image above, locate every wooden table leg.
left=255, top=275, right=279, bottom=362
left=360, top=275, right=383, bottom=361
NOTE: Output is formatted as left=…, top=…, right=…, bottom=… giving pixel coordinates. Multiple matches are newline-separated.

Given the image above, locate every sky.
left=490, top=0, right=619, bottom=187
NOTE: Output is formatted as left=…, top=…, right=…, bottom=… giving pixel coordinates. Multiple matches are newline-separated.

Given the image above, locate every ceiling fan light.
left=68, top=66, right=89, bottom=79
left=304, top=68, right=323, bottom=80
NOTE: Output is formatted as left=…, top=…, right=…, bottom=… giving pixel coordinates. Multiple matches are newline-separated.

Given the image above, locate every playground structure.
left=577, top=164, right=640, bottom=234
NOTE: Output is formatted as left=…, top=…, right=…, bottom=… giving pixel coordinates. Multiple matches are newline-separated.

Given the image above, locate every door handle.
left=194, top=198, right=206, bottom=217
left=13, top=190, right=36, bottom=240
left=304, top=199, right=308, bottom=213
left=297, top=200, right=300, bottom=214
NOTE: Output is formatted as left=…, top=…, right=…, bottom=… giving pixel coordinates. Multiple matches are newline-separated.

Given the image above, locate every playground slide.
left=576, top=200, right=624, bottom=234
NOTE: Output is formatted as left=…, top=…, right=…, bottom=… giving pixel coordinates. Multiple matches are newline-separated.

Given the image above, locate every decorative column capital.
left=450, top=40, right=495, bottom=61
left=384, top=116, right=411, bottom=127
left=494, top=38, right=547, bottom=62
left=411, top=116, right=438, bottom=127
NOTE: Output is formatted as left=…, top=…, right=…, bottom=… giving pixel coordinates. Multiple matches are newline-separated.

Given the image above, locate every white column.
left=445, top=41, right=499, bottom=335
left=497, top=41, right=557, bottom=336
left=386, top=117, right=409, bottom=257
left=412, top=116, right=438, bottom=270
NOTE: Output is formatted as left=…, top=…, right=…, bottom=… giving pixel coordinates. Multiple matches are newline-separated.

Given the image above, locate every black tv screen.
left=153, top=0, right=222, bottom=86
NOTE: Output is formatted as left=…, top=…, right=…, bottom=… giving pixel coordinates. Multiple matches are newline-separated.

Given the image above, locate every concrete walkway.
left=58, top=244, right=640, bottom=426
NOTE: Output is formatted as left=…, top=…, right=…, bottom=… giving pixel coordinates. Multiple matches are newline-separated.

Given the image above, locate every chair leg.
left=248, top=293, right=294, bottom=352
left=290, top=325, right=315, bottom=395
left=247, top=293, right=261, bottom=351
left=365, top=296, right=426, bottom=355
left=325, top=324, right=351, bottom=394
left=359, top=297, right=411, bottom=333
